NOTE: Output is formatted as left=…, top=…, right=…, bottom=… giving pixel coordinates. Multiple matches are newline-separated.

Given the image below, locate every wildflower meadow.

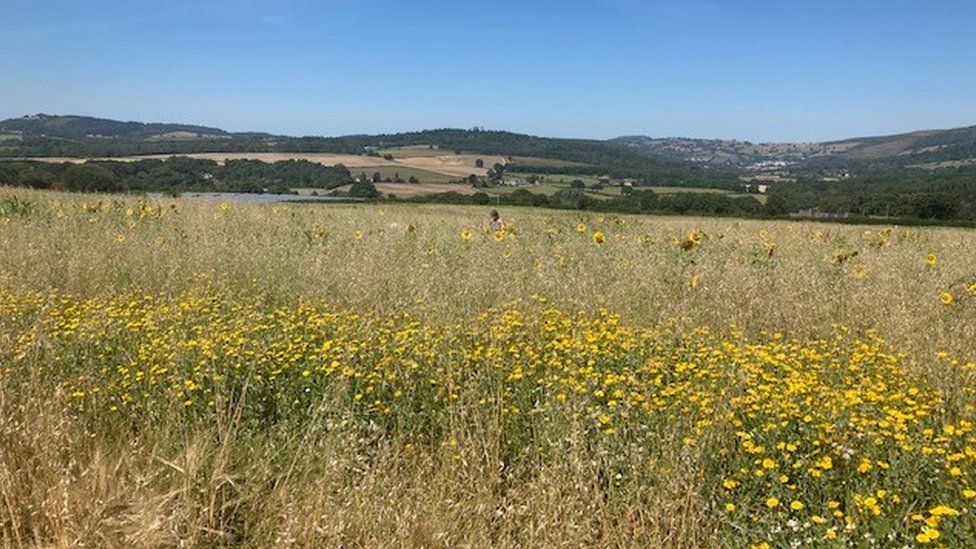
left=1, top=188, right=975, bottom=547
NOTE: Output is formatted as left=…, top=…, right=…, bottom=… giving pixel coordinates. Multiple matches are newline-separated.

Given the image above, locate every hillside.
left=0, top=115, right=739, bottom=187
left=613, top=124, right=976, bottom=172
left=4, top=113, right=975, bottom=182
left=0, top=113, right=235, bottom=141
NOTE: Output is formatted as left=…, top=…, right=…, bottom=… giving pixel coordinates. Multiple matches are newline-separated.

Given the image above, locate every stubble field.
left=1, top=187, right=975, bottom=547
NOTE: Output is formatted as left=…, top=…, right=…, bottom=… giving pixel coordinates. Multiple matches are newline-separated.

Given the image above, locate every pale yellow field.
left=395, top=153, right=505, bottom=177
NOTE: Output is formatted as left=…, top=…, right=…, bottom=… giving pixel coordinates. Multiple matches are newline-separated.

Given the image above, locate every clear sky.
left=1, top=0, right=974, bottom=141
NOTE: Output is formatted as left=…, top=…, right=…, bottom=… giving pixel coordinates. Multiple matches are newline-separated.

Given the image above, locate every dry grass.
left=1, top=188, right=975, bottom=547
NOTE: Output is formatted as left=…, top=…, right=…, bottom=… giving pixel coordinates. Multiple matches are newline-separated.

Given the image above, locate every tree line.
left=0, top=158, right=350, bottom=194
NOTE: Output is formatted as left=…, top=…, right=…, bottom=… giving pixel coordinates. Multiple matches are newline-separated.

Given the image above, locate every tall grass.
left=1, top=187, right=974, bottom=547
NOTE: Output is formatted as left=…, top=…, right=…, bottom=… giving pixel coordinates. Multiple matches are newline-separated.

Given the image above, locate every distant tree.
left=475, top=158, right=484, bottom=168
left=349, top=181, right=380, bottom=199
left=383, top=154, right=394, bottom=161
left=408, top=176, right=419, bottom=184
left=63, top=164, right=119, bottom=192
left=467, top=174, right=479, bottom=186
left=570, top=179, right=585, bottom=189
left=472, top=192, right=491, bottom=205
left=372, top=172, right=382, bottom=183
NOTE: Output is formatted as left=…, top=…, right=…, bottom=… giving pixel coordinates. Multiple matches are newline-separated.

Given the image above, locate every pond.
left=172, top=192, right=363, bottom=204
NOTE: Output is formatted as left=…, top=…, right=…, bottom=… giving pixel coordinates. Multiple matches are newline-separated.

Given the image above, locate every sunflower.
left=493, top=231, right=505, bottom=242
left=592, top=231, right=605, bottom=245
left=926, top=254, right=938, bottom=266
left=576, top=223, right=586, bottom=233
left=940, top=292, right=954, bottom=306
left=460, top=230, right=472, bottom=241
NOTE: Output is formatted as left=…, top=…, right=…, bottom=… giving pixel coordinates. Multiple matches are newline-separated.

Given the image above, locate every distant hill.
left=613, top=124, right=976, bottom=172
left=4, top=113, right=974, bottom=179
left=0, top=114, right=234, bottom=141
left=0, top=115, right=740, bottom=187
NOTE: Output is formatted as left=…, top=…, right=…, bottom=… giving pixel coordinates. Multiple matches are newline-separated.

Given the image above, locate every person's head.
left=490, top=210, right=499, bottom=220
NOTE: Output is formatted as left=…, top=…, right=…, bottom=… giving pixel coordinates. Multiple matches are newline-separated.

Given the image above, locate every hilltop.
left=0, top=113, right=237, bottom=141
left=613, top=124, right=976, bottom=172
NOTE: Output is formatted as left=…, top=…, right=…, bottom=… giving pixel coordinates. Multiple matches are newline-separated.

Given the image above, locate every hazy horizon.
left=2, top=0, right=975, bottom=142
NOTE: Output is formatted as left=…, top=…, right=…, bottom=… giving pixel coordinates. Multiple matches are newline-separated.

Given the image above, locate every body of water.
left=165, top=192, right=362, bottom=204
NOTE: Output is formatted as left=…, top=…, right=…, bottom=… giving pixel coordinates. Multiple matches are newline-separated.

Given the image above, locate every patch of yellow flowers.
left=2, top=284, right=976, bottom=546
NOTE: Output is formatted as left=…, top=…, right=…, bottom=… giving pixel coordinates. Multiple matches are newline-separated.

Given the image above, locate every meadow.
left=1, top=187, right=975, bottom=547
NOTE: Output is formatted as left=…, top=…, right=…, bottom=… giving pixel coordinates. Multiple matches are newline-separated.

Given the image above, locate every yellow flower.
left=964, top=489, right=976, bottom=499
left=761, top=458, right=776, bottom=469
left=723, top=479, right=739, bottom=490
left=917, top=528, right=940, bottom=543
left=592, top=231, right=605, bottom=245
left=824, top=528, right=837, bottom=540
left=493, top=231, right=505, bottom=242
left=576, top=223, right=586, bottom=233
left=460, top=230, right=472, bottom=240
left=116, top=234, right=126, bottom=243
left=765, top=497, right=779, bottom=509
left=724, top=502, right=736, bottom=512
left=926, top=253, right=937, bottom=266
left=940, top=292, right=954, bottom=306
left=929, top=505, right=959, bottom=516
left=790, top=500, right=804, bottom=511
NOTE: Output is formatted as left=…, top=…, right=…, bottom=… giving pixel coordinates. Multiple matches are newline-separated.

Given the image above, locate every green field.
left=374, top=145, right=447, bottom=158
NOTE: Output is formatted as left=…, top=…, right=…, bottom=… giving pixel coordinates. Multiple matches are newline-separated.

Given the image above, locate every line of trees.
left=767, top=173, right=976, bottom=221
left=0, top=158, right=351, bottom=194
left=399, top=173, right=976, bottom=224
left=403, top=188, right=766, bottom=218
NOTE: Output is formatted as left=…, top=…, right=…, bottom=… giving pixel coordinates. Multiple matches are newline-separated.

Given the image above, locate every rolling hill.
left=613, top=124, right=976, bottom=172
left=0, top=114, right=740, bottom=187
left=3, top=114, right=975, bottom=179
left=0, top=113, right=236, bottom=141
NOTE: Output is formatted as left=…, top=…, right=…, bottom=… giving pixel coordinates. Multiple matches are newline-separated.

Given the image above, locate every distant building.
left=791, top=208, right=850, bottom=220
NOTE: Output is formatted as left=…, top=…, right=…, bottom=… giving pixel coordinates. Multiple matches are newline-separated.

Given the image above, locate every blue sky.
left=1, top=0, right=974, bottom=141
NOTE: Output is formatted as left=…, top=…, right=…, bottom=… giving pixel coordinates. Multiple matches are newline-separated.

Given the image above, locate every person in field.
left=489, top=210, right=504, bottom=232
